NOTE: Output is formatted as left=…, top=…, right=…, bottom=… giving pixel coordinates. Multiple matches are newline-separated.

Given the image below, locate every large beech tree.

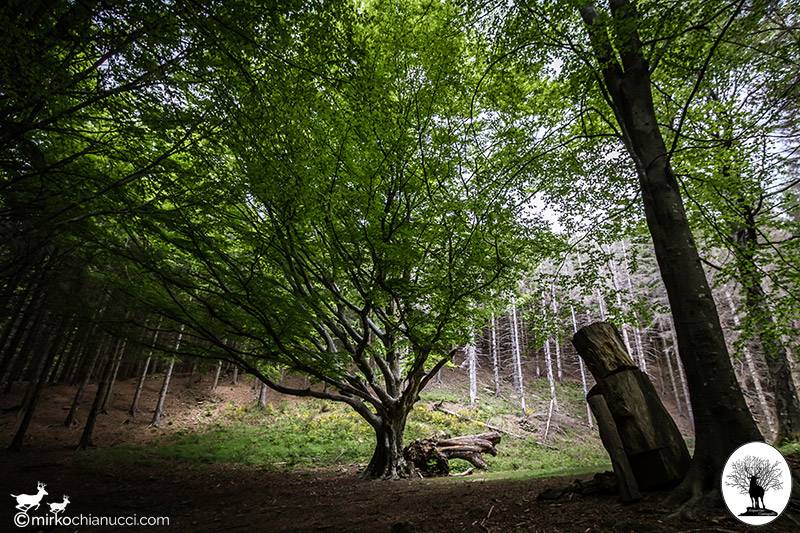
left=108, top=0, right=544, bottom=479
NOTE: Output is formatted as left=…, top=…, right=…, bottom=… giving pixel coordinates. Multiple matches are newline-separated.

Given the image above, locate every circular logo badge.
left=721, top=441, right=792, bottom=525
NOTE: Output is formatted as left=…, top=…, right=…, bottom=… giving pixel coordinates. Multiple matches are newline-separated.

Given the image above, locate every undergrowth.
left=92, top=380, right=610, bottom=476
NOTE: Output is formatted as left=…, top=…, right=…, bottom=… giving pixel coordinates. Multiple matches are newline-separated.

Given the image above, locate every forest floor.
left=1, top=371, right=798, bottom=532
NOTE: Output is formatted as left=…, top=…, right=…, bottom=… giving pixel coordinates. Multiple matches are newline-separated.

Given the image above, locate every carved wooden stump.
left=573, top=322, right=690, bottom=491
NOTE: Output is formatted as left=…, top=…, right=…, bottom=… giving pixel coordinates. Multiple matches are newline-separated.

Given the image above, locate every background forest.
left=1, top=0, right=800, bottom=528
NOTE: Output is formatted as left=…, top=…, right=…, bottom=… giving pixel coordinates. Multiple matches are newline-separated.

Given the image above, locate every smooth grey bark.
left=151, top=327, right=183, bottom=427
left=571, top=305, right=592, bottom=428
left=491, top=314, right=500, bottom=397
left=151, top=357, right=175, bottom=428
left=129, top=357, right=150, bottom=418
left=468, top=342, right=477, bottom=408
left=211, top=360, right=222, bottom=391
left=510, top=301, right=525, bottom=412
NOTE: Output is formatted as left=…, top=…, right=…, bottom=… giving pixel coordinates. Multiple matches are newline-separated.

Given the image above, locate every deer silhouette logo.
left=749, top=475, right=765, bottom=509
left=48, top=495, right=70, bottom=516
left=723, top=442, right=792, bottom=525
left=10, top=482, right=48, bottom=513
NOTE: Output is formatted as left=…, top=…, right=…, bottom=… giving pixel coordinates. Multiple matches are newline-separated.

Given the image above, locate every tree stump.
left=586, top=388, right=641, bottom=503
left=403, top=438, right=450, bottom=476
left=573, top=322, right=690, bottom=490
left=403, top=432, right=501, bottom=476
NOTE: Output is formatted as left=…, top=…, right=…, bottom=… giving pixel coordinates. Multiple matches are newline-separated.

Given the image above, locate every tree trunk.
left=361, top=412, right=412, bottom=480
left=579, top=1, right=761, bottom=509
left=668, top=324, right=694, bottom=431
left=732, top=218, right=800, bottom=443
left=212, top=360, right=222, bottom=391
left=661, top=330, right=684, bottom=419
left=571, top=305, right=593, bottom=428
left=621, top=241, right=648, bottom=375
left=510, top=301, right=526, bottom=412
left=587, top=390, right=641, bottom=503
left=544, top=338, right=559, bottom=413
left=76, top=352, right=115, bottom=450
left=151, top=357, right=175, bottom=428
left=188, top=361, right=196, bottom=389
left=65, top=336, right=107, bottom=427
left=129, top=357, right=150, bottom=418
left=100, top=339, right=126, bottom=414
left=8, top=313, right=66, bottom=451
left=724, top=288, right=774, bottom=437
left=468, top=342, right=477, bottom=408
left=3, top=302, right=49, bottom=394
left=0, top=265, right=50, bottom=386
left=152, top=327, right=183, bottom=427
left=491, top=314, right=500, bottom=397
left=257, top=380, right=267, bottom=407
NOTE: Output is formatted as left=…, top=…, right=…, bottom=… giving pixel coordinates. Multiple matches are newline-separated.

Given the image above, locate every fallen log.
left=403, top=432, right=502, bottom=476
left=432, top=403, right=558, bottom=449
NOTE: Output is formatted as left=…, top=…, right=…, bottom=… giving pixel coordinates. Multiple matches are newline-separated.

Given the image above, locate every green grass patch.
left=91, top=385, right=610, bottom=478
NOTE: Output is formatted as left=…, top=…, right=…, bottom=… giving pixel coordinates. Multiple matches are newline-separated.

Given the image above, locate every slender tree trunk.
left=151, top=357, right=175, bottom=428
left=152, top=327, right=183, bottom=427
left=579, top=1, right=761, bottom=507
left=0, top=264, right=50, bottom=385
left=724, top=288, right=775, bottom=438
left=129, top=357, right=150, bottom=418
left=3, top=303, right=49, bottom=394
left=232, top=365, right=238, bottom=385
left=188, top=361, right=196, bottom=389
left=621, top=242, right=649, bottom=374
left=0, top=282, right=34, bottom=362
left=100, top=339, right=126, bottom=414
left=668, top=324, right=694, bottom=431
left=58, top=322, right=90, bottom=385
left=732, top=218, right=800, bottom=443
left=662, top=330, right=684, bottom=419
left=571, top=305, right=592, bottom=428
left=8, top=313, right=66, bottom=451
left=510, top=301, right=525, bottom=412
left=48, top=319, right=79, bottom=385
left=544, top=338, right=559, bottom=413
left=65, top=336, right=107, bottom=427
left=19, top=311, right=72, bottom=414
left=212, top=360, right=222, bottom=391
left=128, top=318, right=160, bottom=419
left=76, top=352, right=115, bottom=450
left=468, top=342, right=477, bottom=408
left=257, top=380, right=267, bottom=407
left=491, top=314, right=500, bottom=397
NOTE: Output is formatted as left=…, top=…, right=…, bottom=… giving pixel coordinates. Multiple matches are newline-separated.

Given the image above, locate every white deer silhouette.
left=48, top=495, right=70, bottom=515
left=10, top=482, right=48, bottom=513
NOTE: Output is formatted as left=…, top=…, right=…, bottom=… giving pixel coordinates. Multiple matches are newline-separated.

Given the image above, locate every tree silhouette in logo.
left=725, top=455, right=784, bottom=515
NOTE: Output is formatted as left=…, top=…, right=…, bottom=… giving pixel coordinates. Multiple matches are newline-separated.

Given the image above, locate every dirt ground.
left=1, top=372, right=798, bottom=532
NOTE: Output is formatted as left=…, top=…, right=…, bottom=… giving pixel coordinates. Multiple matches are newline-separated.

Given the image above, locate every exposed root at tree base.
left=663, top=469, right=721, bottom=520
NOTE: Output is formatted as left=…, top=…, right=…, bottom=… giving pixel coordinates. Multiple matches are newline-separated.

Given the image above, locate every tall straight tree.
left=516, top=0, right=767, bottom=508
